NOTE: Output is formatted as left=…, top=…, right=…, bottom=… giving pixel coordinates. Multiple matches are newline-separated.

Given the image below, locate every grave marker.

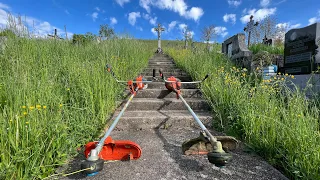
left=280, top=23, right=320, bottom=75
left=154, top=23, right=165, bottom=53
left=243, top=15, right=259, bottom=47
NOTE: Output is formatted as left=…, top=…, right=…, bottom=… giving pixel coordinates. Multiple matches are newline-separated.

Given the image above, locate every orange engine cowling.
left=84, top=136, right=142, bottom=161
left=128, top=76, right=145, bottom=95
left=165, top=76, right=181, bottom=99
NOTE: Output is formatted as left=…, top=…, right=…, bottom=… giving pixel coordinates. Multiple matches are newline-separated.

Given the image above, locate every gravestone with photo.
left=222, top=33, right=253, bottom=69
left=279, top=22, right=320, bottom=75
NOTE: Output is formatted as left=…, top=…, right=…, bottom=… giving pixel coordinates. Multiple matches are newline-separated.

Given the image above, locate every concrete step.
left=124, top=89, right=202, bottom=98
left=141, top=71, right=188, bottom=76
left=110, top=110, right=213, bottom=130
left=143, top=68, right=184, bottom=73
left=148, top=62, right=175, bottom=65
left=147, top=82, right=198, bottom=89
left=147, top=64, right=177, bottom=69
left=118, top=98, right=210, bottom=111
left=143, top=76, right=192, bottom=82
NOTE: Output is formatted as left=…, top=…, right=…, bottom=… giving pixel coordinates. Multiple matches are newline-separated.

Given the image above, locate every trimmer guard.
left=84, top=136, right=142, bottom=161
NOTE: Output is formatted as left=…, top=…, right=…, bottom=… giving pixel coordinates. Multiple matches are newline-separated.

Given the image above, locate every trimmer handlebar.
left=106, top=64, right=153, bottom=83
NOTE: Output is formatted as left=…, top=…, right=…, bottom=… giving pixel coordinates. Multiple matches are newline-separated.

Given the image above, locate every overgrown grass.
left=0, top=37, right=153, bottom=179
left=166, top=48, right=320, bottom=180
left=249, top=43, right=284, bottom=55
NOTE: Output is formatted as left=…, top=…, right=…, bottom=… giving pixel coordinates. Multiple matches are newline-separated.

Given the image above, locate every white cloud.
left=110, top=17, right=117, bottom=25
left=214, top=26, right=228, bottom=38
left=0, top=3, right=10, bottom=10
left=308, top=17, right=319, bottom=25
left=276, top=22, right=301, bottom=30
left=179, top=23, right=187, bottom=31
left=95, top=7, right=100, bottom=11
left=227, top=0, right=242, bottom=7
left=240, top=8, right=276, bottom=24
left=64, top=10, right=70, bottom=15
left=260, top=0, right=270, bottom=7
left=143, top=13, right=157, bottom=25
left=115, top=0, right=130, bottom=7
left=223, top=14, right=236, bottom=24
left=139, top=0, right=204, bottom=22
left=128, top=12, right=141, bottom=26
left=151, top=27, right=157, bottom=36
left=91, top=12, right=98, bottom=21
left=168, top=21, right=177, bottom=31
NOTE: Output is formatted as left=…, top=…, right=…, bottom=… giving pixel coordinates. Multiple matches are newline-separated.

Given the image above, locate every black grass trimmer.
left=81, top=64, right=154, bottom=176
left=159, top=69, right=238, bottom=167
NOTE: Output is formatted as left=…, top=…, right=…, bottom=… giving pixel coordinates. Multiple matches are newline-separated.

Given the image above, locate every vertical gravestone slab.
left=222, top=33, right=253, bottom=69
left=280, top=23, right=320, bottom=75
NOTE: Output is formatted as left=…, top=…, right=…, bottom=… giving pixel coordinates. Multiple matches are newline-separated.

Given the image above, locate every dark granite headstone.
left=280, top=23, right=320, bottom=75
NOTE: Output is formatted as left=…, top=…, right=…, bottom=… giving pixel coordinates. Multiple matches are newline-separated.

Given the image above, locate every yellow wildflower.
left=285, top=73, right=288, bottom=76
left=29, top=106, right=35, bottom=110
left=9, top=119, right=12, bottom=122
left=291, top=75, right=294, bottom=79
left=59, top=104, right=63, bottom=107
left=23, top=112, right=27, bottom=116
left=281, top=78, right=284, bottom=81
left=278, top=72, right=281, bottom=75
left=26, top=122, right=29, bottom=124
left=43, top=106, right=47, bottom=109
left=36, top=105, right=41, bottom=109
left=21, top=106, right=26, bottom=109
left=67, top=88, right=70, bottom=91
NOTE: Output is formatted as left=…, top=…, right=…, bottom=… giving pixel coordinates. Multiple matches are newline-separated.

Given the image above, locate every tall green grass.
left=166, top=48, right=320, bottom=180
left=249, top=43, right=284, bottom=55
left=0, top=37, right=153, bottom=179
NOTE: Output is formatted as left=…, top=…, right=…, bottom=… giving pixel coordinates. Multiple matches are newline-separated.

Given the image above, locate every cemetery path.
left=60, top=53, right=288, bottom=180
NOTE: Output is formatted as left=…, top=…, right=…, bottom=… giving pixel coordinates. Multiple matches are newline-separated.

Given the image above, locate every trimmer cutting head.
left=207, top=152, right=233, bottom=167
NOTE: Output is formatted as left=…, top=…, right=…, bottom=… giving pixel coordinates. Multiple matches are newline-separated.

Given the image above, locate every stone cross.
left=48, top=29, right=63, bottom=39
left=183, top=29, right=191, bottom=49
left=243, top=15, right=259, bottom=47
left=154, top=23, right=165, bottom=53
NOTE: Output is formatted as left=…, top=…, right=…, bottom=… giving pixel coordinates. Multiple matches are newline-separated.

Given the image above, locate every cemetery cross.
left=154, top=23, right=165, bottom=53
left=243, top=15, right=259, bottom=47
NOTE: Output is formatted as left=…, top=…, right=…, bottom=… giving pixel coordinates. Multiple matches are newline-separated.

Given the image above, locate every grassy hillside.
left=0, top=37, right=153, bottom=179
left=165, top=47, right=320, bottom=180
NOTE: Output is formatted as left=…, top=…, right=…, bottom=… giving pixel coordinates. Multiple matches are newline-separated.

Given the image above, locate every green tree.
left=99, top=24, right=115, bottom=40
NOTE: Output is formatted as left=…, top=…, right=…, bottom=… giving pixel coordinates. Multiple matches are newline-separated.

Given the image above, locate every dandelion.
left=43, top=106, right=47, bottom=109
left=291, top=75, right=295, bottom=79
left=29, top=106, right=35, bottom=110
left=281, top=78, right=285, bottom=81
left=59, top=104, right=63, bottom=107
left=285, top=73, right=288, bottom=76
left=26, top=122, right=29, bottom=124
left=67, top=88, right=70, bottom=91
left=36, top=105, right=41, bottom=109
left=21, top=106, right=26, bottom=109
left=23, top=112, right=27, bottom=116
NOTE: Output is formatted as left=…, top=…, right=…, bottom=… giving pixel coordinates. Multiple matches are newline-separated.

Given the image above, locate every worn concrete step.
left=143, top=76, right=192, bottom=81
left=148, top=61, right=175, bottom=65
left=118, top=98, right=210, bottom=111
left=124, top=89, right=202, bottom=98
left=110, top=110, right=212, bottom=130
left=141, top=71, right=188, bottom=76
left=143, top=68, right=184, bottom=73
left=147, top=64, right=177, bottom=68
left=147, top=82, right=198, bottom=89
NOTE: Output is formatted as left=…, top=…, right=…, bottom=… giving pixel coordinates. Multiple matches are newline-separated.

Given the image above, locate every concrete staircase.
left=63, top=53, right=288, bottom=180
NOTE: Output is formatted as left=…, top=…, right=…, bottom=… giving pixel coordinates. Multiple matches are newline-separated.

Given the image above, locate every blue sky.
left=0, top=0, right=319, bottom=42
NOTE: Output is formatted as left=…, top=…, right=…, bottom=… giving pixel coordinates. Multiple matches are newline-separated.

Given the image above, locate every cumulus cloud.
left=179, top=23, right=187, bottom=31
left=223, top=14, right=236, bottom=24
left=143, top=13, right=157, bottom=25
left=115, top=0, right=130, bottom=7
left=227, top=0, right=241, bottom=7
left=240, top=8, right=276, bottom=24
left=260, top=0, right=270, bottom=7
left=110, top=17, right=117, bottom=25
left=0, top=4, right=72, bottom=38
left=0, top=2, right=10, bottom=10
left=168, top=21, right=177, bottom=31
left=308, top=11, right=320, bottom=25
left=214, top=26, right=228, bottom=37
left=276, top=22, right=301, bottom=30
left=139, top=0, right=204, bottom=22
left=95, top=7, right=100, bottom=11
left=128, top=12, right=141, bottom=26
left=91, top=12, right=98, bottom=21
